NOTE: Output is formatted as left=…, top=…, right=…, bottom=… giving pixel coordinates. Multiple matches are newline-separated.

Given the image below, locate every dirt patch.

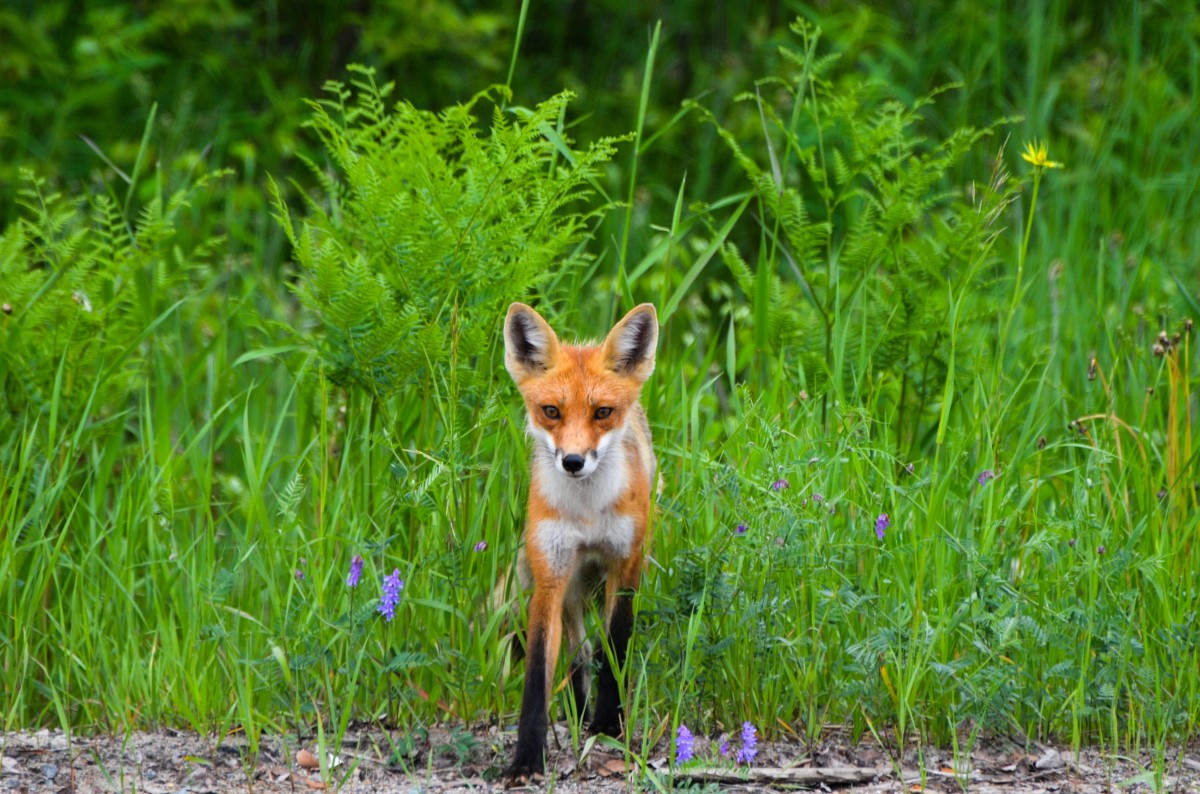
left=3, top=724, right=1198, bottom=793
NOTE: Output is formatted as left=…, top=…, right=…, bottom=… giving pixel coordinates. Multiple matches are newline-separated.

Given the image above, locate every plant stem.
left=1011, top=169, right=1042, bottom=317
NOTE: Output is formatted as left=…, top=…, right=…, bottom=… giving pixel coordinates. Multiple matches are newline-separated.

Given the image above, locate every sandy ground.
left=3, top=722, right=1199, bottom=793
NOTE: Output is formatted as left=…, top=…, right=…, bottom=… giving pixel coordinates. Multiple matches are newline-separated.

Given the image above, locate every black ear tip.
left=507, top=307, right=536, bottom=338
left=633, top=311, right=658, bottom=342
left=631, top=306, right=658, bottom=335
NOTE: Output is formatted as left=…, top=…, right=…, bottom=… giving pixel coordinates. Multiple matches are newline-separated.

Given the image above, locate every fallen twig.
left=678, top=765, right=886, bottom=786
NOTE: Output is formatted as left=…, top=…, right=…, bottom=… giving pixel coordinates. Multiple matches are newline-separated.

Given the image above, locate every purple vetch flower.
left=735, top=523, right=748, bottom=535
left=346, top=555, right=364, bottom=588
left=474, top=540, right=488, bottom=552
left=718, top=736, right=730, bottom=757
left=736, top=722, right=758, bottom=764
left=771, top=478, right=789, bottom=492
left=378, top=568, right=404, bottom=622
left=875, top=513, right=890, bottom=540
left=811, top=492, right=824, bottom=504
left=977, top=469, right=995, bottom=486
left=1097, top=545, right=1106, bottom=555
left=675, top=724, right=694, bottom=764
left=294, top=568, right=305, bottom=580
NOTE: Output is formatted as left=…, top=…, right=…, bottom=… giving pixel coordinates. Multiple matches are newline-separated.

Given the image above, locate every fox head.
left=504, top=302, right=657, bottom=480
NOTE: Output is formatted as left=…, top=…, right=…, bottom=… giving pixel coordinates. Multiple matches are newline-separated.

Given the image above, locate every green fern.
left=0, top=169, right=225, bottom=431
left=699, top=19, right=1022, bottom=422
left=274, top=67, right=622, bottom=403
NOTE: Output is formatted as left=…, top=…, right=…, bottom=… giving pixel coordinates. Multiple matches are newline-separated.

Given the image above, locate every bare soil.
left=3, top=723, right=1198, bottom=793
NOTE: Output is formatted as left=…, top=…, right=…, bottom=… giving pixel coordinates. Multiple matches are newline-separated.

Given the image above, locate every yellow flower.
left=1020, top=139, right=1063, bottom=169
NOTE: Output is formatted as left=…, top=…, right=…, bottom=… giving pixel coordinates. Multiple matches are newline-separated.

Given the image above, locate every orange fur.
left=502, top=303, right=658, bottom=782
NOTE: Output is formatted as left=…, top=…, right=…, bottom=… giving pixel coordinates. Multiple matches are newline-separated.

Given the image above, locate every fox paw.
left=504, top=758, right=545, bottom=788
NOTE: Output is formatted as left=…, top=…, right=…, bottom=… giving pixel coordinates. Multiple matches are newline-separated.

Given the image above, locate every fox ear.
left=505, top=303, right=560, bottom=382
left=602, top=303, right=658, bottom=382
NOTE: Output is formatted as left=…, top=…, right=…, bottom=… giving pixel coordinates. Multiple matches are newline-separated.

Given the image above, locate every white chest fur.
left=532, top=513, right=635, bottom=576
left=530, top=440, right=640, bottom=575
left=532, top=421, right=634, bottom=512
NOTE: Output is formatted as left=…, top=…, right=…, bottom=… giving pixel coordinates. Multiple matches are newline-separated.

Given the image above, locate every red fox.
left=501, top=302, right=658, bottom=783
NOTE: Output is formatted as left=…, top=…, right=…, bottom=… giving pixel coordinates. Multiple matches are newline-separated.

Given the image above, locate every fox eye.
left=542, top=405, right=561, bottom=420
left=593, top=407, right=613, bottom=420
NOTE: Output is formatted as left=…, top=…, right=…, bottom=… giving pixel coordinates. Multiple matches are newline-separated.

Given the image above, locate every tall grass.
left=2, top=2, right=1198, bottom=787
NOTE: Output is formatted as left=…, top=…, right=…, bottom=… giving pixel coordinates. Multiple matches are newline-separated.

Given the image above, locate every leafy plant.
left=274, top=67, right=622, bottom=407
left=695, top=21, right=1020, bottom=438
left=0, top=168, right=224, bottom=435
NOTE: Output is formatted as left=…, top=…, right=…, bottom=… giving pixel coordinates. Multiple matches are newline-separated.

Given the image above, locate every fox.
left=501, top=302, right=659, bottom=784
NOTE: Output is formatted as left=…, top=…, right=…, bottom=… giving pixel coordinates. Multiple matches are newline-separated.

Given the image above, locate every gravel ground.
left=3, top=723, right=1199, bottom=793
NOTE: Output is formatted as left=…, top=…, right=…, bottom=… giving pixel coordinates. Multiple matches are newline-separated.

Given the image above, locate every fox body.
left=502, top=302, right=658, bottom=783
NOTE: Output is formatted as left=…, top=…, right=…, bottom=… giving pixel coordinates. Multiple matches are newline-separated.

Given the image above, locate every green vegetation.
left=2, top=0, right=1198, bottom=785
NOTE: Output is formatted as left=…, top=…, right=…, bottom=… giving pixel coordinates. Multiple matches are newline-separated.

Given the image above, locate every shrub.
left=0, top=169, right=224, bottom=435
left=274, top=67, right=622, bottom=410
left=695, top=21, right=1020, bottom=434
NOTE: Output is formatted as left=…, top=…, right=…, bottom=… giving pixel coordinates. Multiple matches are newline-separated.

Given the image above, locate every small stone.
left=1034, top=747, right=1064, bottom=770
left=145, top=767, right=158, bottom=780
left=40, top=763, right=59, bottom=780
left=0, top=757, right=18, bottom=775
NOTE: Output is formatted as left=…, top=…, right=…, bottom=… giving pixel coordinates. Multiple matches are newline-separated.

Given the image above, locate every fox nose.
left=562, top=454, right=585, bottom=473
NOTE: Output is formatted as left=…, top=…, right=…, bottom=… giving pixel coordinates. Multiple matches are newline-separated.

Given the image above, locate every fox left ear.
left=505, top=302, right=560, bottom=382
left=601, top=304, right=658, bottom=382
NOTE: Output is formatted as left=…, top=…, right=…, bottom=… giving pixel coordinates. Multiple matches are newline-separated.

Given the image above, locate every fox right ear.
left=504, top=303, right=560, bottom=382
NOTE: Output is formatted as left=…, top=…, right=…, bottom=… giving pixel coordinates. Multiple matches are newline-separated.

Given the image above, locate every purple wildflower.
left=736, top=722, right=758, bottom=764
left=378, top=568, right=404, bottom=622
left=735, top=523, right=748, bottom=535
left=294, top=568, right=305, bottom=580
left=977, top=469, right=995, bottom=486
left=1097, top=545, right=1106, bottom=555
left=718, top=736, right=730, bottom=757
left=906, top=463, right=915, bottom=475
left=346, top=555, right=364, bottom=588
left=811, top=492, right=824, bottom=504
left=474, top=540, right=488, bottom=552
left=675, top=724, right=694, bottom=764
left=875, top=513, right=890, bottom=540
left=771, top=478, right=789, bottom=492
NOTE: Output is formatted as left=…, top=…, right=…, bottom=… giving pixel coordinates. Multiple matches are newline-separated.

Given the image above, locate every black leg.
left=591, top=594, right=633, bottom=737
left=506, top=627, right=548, bottom=782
